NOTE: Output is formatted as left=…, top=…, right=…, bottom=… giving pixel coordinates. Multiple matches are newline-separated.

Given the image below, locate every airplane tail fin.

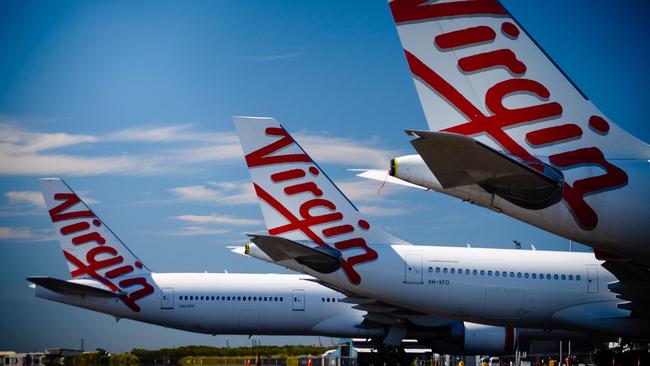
left=38, top=178, right=154, bottom=311
left=388, top=0, right=650, bottom=159
left=233, top=117, right=405, bottom=284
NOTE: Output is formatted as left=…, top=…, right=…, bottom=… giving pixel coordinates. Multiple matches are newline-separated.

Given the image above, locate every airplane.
left=232, top=116, right=650, bottom=345
left=34, top=178, right=608, bottom=355
left=33, top=177, right=595, bottom=357
left=358, top=0, right=650, bottom=274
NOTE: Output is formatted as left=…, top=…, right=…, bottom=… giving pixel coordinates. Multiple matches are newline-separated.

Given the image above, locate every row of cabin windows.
left=428, top=267, right=581, bottom=281
left=321, top=297, right=340, bottom=303
left=180, top=295, right=284, bottom=302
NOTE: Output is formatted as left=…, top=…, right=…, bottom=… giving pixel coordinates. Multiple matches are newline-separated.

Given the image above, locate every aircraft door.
left=587, top=268, right=598, bottom=293
left=404, top=252, right=423, bottom=284
left=292, top=289, right=305, bottom=311
left=161, top=287, right=174, bottom=309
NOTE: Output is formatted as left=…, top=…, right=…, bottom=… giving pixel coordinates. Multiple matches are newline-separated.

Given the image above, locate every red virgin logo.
left=246, top=127, right=378, bottom=285
left=390, top=0, right=628, bottom=230
left=49, top=193, right=154, bottom=312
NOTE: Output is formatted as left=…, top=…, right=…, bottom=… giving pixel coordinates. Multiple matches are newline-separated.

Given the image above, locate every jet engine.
left=453, top=322, right=518, bottom=355
left=412, top=322, right=518, bottom=355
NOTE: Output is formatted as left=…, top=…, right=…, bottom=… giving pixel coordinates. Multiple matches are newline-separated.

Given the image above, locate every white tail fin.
left=233, top=117, right=405, bottom=284
left=39, top=178, right=154, bottom=311
left=388, top=0, right=650, bottom=230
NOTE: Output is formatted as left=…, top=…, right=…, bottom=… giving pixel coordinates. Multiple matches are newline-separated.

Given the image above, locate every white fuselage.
left=392, top=155, right=650, bottom=264
left=35, top=273, right=383, bottom=338
left=265, top=245, right=649, bottom=338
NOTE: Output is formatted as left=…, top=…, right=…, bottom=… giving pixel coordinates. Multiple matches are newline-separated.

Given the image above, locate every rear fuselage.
left=34, top=273, right=382, bottom=338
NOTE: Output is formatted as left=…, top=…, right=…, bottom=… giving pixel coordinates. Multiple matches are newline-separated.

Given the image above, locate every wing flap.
left=27, top=276, right=124, bottom=298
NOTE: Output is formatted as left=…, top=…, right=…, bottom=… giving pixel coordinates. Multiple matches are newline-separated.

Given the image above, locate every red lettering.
left=391, top=0, right=506, bottom=24
left=60, top=221, right=90, bottom=235
left=335, top=238, right=379, bottom=285
left=284, top=182, right=323, bottom=197
left=549, top=147, right=628, bottom=229
left=526, top=124, right=583, bottom=147
left=245, top=127, right=311, bottom=168
left=435, top=26, right=496, bottom=50
left=49, top=193, right=94, bottom=222
left=72, top=232, right=107, bottom=246
left=458, top=49, right=526, bottom=76
left=271, top=169, right=306, bottom=183
left=322, top=224, right=354, bottom=238
left=119, top=277, right=155, bottom=312
left=501, top=22, right=520, bottom=38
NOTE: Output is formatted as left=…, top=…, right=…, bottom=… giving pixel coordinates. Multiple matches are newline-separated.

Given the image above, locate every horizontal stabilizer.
left=247, top=234, right=342, bottom=274
left=27, top=276, right=124, bottom=298
left=407, top=130, right=564, bottom=210
left=351, top=169, right=428, bottom=190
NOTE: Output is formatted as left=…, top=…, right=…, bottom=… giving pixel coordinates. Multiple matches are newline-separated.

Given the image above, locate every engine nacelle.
left=390, top=154, right=442, bottom=191
left=452, top=322, right=518, bottom=355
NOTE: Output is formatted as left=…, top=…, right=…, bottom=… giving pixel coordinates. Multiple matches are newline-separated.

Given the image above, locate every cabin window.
left=443, top=268, right=448, bottom=274
left=576, top=275, right=581, bottom=281
left=472, top=269, right=478, bottom=275
left=568, top=275, right=573, bottom=280
left=488, top=270, right=492, bottom=276
left=450, top=268, right=455, bottom=274
left=510, top=272, right=515, bottom=278
left=561, top=274, right=566, bottom=280
left=532, top=273, right=536, bottom=279
left=524, top=273, right=529, bottom=278
left=465, top=269, right=470, bottom=275
left=546, top=274, right=551, bottom=279
left=495, top=271, right=500, bottom=277
left=502, top=271, right=507, bottom=277
left=554, top=274, right=559, bottom=280
left=436, top=267, right=441, bottom=273
left=517, top=272, right=522, bottom=278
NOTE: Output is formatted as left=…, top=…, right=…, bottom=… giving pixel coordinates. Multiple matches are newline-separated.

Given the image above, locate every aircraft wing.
left=27, top=276, right=125, bottom=298
left=599, top=256, right=650, bottom=317
left=406, top=130, right=564, bottom=209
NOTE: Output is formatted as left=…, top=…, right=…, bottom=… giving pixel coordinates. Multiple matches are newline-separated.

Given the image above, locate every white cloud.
left=0, top=122, right=168, bottom=176
left=0, top=226, right=55, bottom=242
left=174, top=214, right=263, bottom=227
left=5, top=191, right=45, bottom=208
left=0, top=120, right=398, bottom=176
left=0, top=123, right=98, bottom=154
left=296, top=133, right=397, bottom=169
left=168, top=226, right=231, bottom=236
left=170, top=181, right=257, bottom=205
left=106, top=124, right=236, bottom=143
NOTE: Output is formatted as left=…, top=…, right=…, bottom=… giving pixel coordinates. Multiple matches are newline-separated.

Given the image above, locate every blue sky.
left=1, top=0, right=649, bottom=353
